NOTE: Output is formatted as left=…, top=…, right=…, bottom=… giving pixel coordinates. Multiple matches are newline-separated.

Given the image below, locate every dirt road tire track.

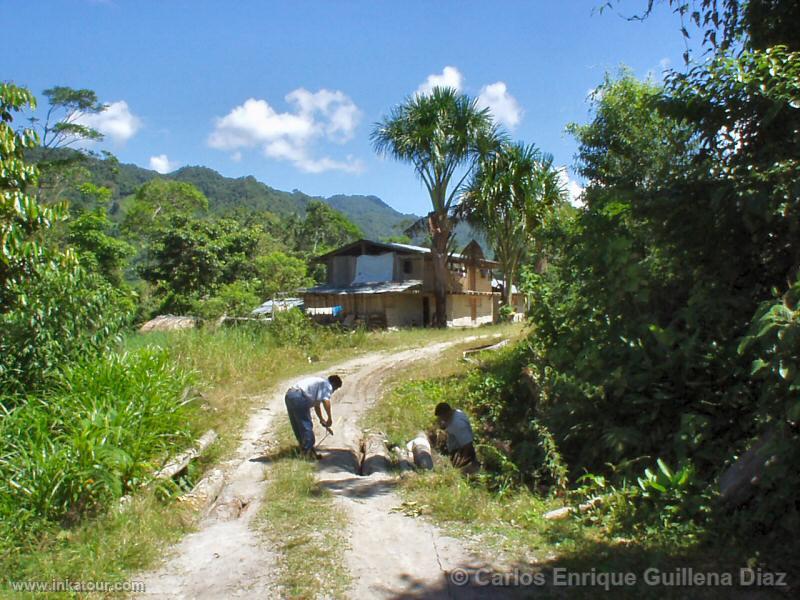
left=138, top=335, right=510, bottom=599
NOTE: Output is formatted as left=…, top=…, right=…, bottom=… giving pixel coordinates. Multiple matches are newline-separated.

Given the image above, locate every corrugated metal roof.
left=304, top=279, right=423, bottom=295
left=311, top=239, right=499, bottom=267
left=251, top=297, right=304, bottom=315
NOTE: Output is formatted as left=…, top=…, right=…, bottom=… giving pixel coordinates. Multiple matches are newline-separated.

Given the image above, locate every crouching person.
left=285, top=374, right=342, bottom=459
left=434, top=402, right=478, bottom=470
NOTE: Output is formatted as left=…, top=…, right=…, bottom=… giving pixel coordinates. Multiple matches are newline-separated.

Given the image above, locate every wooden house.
left=302, top=239, right=501, bottom=327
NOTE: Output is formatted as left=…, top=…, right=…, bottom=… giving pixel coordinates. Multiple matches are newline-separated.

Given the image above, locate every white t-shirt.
left=292, top=376, right=333, bottom=406
left=446, top=409, right=473, bottom=452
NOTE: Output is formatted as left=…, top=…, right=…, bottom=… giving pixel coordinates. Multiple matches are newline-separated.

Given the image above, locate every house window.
left=403, top=259, right=413, bottom=275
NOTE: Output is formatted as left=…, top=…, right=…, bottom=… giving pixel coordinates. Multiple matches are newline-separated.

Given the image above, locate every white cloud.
left=415, top=66, right=464, bottom=96
left=208, top=89, right=363, bottom=174
left=285, top=88, right=360, bottom=142
left=557, top=167, right=584, bottom=207
left=75, top=100, right=141, bottom=143
left=297, top=155, right=364, bottom=174
left=415, top=69, right=523, bottom=129
left=149, top=154, right=178, bottom=174
left=477, top=81, right=522, bottom=129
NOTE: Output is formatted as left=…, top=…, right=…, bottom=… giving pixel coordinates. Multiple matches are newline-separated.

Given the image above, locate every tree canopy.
left=372, top=86, right=500, bottom=325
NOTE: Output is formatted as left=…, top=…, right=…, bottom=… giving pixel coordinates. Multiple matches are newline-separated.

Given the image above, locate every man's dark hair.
left=434, top=402, right=453, bottom=417
left=328, top=374, right=343, bottom=390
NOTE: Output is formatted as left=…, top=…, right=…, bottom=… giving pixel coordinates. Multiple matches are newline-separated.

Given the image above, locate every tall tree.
left=66, top=183, right=134, bottom=284
left=464, top=143, right=565, bottom=306
left=296, top=200, right=363, bottom=256
left=372, top=87, right=499, bottom=326
left=35, top=86, right=106, bottom=150
left=0, top=83, right=50, bottom=305
left=1, top=84, right=131, bottom=393
left=28, top=86, right=108, bottom=203
left=138, top=215, right=259, bottom=314
left=122, top=179, right=209, bottom=241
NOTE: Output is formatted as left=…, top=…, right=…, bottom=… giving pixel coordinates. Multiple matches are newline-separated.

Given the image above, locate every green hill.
left=75, top=154, right=416, bottom=240
left=326, top=194, right=418, bottom=240
left=38, top=149, right=485, bottom=249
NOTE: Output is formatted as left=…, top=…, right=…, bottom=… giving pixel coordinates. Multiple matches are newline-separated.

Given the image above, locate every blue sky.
left=2, top=0, right=688, bottom=215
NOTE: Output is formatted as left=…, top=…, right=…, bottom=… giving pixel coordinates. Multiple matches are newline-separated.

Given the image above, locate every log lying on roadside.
left=118, top=429, right=219, bottom=512
left=391, top=446, right=416, bottom=472
left=179, top=468, right=225, bottom=512
left=462, top=338, right=510, bottom=364
left=543, top=496, right=603, bottom=521
left=154, top=430, right=219, bottom=480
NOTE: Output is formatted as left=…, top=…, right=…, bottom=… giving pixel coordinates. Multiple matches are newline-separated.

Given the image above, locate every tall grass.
left=0, top=348, right=194, bottom=578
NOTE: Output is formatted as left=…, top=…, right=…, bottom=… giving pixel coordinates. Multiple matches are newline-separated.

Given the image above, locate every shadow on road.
left=370, top=537, right=794, bottom=600
left=321, top=476, right=398, bottom=499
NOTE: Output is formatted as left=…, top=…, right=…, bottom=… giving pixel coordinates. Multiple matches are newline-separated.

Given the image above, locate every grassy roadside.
left=361, top=334, right=780, bottom=599
left=0, top=323, right=515, bottom=597
left=361, top=327, right=586, bottom=566
left=258, top=426, right=350, bottom=599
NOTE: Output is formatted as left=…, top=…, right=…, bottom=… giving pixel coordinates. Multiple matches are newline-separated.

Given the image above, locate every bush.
left=193, top=280, right=261, bottom=320
left=269, top=308, right=316, bottom=347
left=0, top=348, right=194, bottom=548
left=573, top=460, right=710, bottom=544
left=498, top=304, right=515, bottom=322
left=0, top=263, right=135, bottom=397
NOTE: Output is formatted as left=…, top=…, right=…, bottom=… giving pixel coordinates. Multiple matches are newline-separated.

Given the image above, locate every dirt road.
left=138, top=336, right=510, bottom=599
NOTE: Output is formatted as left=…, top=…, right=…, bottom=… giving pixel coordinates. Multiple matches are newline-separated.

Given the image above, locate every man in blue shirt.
left=285, top=374, right=342, bottom=458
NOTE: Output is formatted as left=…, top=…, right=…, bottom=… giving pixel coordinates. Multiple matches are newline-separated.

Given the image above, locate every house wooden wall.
left=447, top=294, right=494, bottom=327
left=329, top=255, right=356, bottom=286
left=310, top=246, right=501, bottom=328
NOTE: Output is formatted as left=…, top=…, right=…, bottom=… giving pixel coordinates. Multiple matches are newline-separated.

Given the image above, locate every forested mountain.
left=326, top=194, right=418, bottom=240
left=71, top=152, right=418, bottom=241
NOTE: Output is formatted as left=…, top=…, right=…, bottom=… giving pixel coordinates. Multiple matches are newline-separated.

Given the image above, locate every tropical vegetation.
left=372, top=87, right=501, bottom=325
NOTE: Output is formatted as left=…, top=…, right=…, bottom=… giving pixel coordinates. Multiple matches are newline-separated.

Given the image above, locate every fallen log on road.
left=407, top=433, right=433, bottom=470
left=362, top=431, right=391, bottom=476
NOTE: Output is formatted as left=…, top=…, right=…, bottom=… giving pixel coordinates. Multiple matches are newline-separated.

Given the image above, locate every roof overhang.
left=303, top=279, right=423, bottom=295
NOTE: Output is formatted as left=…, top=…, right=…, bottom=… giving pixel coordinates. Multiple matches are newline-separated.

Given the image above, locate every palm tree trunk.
left=503, top=269, right=513, bottom=308
left=429, top=213, right=451, bottom=327
left=431, top=249, right=449, bottom=327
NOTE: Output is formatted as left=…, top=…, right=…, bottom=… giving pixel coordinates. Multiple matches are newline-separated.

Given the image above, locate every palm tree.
left=463, top=142, right=565, bottom=307
left=371, top=87, right=499, bottom=326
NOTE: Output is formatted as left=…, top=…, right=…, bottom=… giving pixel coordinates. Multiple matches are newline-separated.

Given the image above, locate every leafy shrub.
left=193, top=279, right=261, bottom=319
left=573, top=460, right=708, bottom=543
left=269, top=308, right=316, bottom=347
left=0, top=348, right=194, bottom=547
left=498, top=304, right=515, bottom=322
left=0, top=262, right=135, bottom=397
left=461, top=345, right=569, bottom=492
left=739, top=275, right=800, bottom=423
